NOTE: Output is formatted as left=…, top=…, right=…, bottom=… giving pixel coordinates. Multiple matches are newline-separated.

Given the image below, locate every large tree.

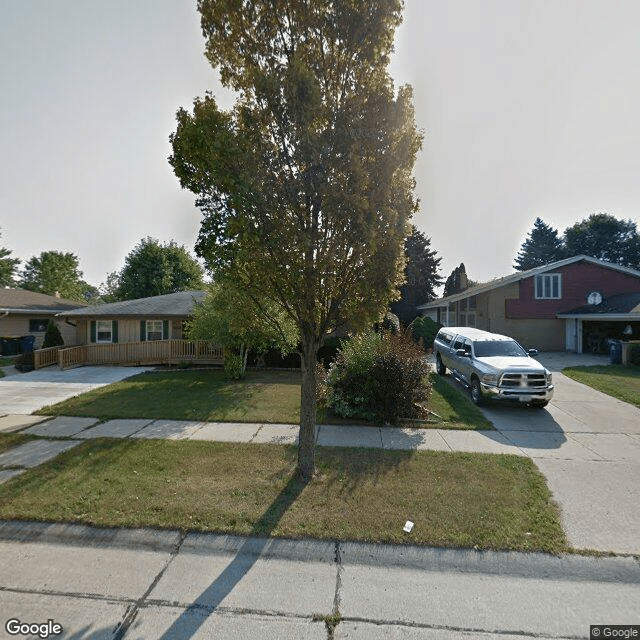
left=0, top=232, right=19, bottom=287
left=113, top=237, right=204, bottom=301
left=19, top=251, right=87, bottom=301
left=170, top=0, right=421, bottom=479
left=391, top=225, right=442, bottom=325
left=563, top=213, right=640, bottom=268
left=514, top=217, right=565, bottom=271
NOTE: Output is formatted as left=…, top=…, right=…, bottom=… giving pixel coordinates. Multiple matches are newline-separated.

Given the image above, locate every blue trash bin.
left=609, top=340, right=622, bottom=364
left=20, top=335, right=36, bottom=353
left=2, top=338, right=20, bottom=356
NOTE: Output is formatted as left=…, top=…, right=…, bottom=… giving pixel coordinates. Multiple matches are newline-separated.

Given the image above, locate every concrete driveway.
left=0, top=366, right=150, bottom=414
left=475, top=352, right=640, bottom=554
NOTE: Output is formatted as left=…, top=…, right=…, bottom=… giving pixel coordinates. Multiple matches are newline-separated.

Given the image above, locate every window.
left=146, top=320, right=163, bottom=341
left=535, top=274, right=561, bottom=299
left=96, top=320, right=113, bottom=343
left=29, top=319, right=49, bottom=333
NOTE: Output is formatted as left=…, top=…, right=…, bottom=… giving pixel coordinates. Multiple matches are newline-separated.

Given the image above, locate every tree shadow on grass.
left=153, top=472, right=308, bottom=640
left=315, top=445, right=416, bottom=496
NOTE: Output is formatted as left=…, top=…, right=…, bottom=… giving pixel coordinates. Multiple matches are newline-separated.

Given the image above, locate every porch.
left=34, top=340, right=224, bottom=370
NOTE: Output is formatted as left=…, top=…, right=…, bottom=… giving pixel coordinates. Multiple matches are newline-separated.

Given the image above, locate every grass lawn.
left=0, top=438, right=566, bottom=553
left=562, top=364, right=640, bottom=407
left=0, top=432, right=35, bottom=455
left=37, top=369, right=492, bottom=430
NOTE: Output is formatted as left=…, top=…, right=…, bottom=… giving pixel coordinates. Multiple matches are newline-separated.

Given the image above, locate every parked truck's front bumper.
left=480, top=383, right=554, bottom=403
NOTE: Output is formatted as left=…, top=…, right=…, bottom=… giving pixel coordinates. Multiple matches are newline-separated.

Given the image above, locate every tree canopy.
left=563, top=213, right=640, bottom=268
left=112, top=237, right=204, bottom=301
left=170, top=0, right=421, bottom=479
left=187, top=279, right=298, bottom=378
left=391, top=225, right=442, bottom=325
left=19, top=251, right=87, bottom=301
left=514, top=214, right=640, bottom=271
left=513, top=217, right=565, bottom=271
left=0, top=232, right=19, bottom=287
left=443, top=263, right=475, bottom=297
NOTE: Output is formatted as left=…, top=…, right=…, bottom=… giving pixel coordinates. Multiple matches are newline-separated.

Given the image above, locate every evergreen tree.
left=513, top=218, right=565, bottom=271
left=42, top=320, right=64, bottom=348
left=391, top=226, right=442, bottom=325
left=443, top=263, right=472, bottom=296
left=0, top=232, right=20, bottom=287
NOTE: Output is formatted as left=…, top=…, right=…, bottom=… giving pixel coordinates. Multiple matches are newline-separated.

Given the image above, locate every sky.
left=2, top=0, right=640, bottom=294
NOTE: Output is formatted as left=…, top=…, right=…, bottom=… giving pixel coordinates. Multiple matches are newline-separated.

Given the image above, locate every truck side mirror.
left=528, top=349, right=539, bottom=356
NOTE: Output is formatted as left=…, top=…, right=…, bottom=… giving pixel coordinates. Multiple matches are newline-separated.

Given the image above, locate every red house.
left=417, top=255, right=640, bottom=353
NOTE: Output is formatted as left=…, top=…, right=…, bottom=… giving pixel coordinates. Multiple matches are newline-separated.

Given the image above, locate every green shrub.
left=324, top=329, right=431, bottom=424
left=224, top=352, right=245, bottom=380
left=410, top=316, right=441, bottom=350
left=42, top=320, right=64, bottom=349
left=630, top=345, right=640, bottom=367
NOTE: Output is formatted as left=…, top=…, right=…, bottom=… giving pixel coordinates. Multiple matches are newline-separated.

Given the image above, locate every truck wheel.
left=436, top=354, right=446, bottom=376
left=470, top=377, right=484, bottom=405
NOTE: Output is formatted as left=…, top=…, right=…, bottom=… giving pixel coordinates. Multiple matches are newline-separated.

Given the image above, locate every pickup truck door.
left=449, top=335, right=465, bottom=379
left=458, top=338, right=474, bottom=383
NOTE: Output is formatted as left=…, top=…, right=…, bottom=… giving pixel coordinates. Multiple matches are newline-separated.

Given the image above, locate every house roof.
left=557, top=292, right=640, bottom=319
left=417, top=255, right=640, bottom=310
left=0, top=288, right=85, bottom=314
left=58, top=290, right=208, bottom=318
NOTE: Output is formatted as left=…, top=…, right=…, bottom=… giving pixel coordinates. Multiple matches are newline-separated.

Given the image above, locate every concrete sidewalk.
left=0, top=521, right=638, bottom=640
left=2, top=405, right=640, bottom=554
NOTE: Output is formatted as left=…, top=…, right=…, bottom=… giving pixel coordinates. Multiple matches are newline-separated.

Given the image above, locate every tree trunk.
left=240, top=342, right=248, bottom=376
left=298, top=335, right=319, bottom=481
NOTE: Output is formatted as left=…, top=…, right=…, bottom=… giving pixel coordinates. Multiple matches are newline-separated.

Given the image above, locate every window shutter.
left=112, top=321, right=118, bottom=344
left=90, top=321, right=96, bottom=343
left=140, top=321, right=146, bottom=342
left=163, top=320, right=169, bottom=340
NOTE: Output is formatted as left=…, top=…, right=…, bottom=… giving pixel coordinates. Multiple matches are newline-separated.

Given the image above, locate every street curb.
left=0, top=521, right=638, bottom=584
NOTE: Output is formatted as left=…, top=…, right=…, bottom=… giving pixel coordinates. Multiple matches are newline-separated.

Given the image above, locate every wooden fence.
left=33, top=346, right=61, bottom=369
left=34, top=340, right=224, bottom=370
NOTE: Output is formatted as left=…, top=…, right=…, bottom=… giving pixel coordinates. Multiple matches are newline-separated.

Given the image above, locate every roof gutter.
left=557, top=313, right=640, bottom=321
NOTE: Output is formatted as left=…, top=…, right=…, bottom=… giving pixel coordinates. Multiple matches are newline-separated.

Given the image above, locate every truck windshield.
left=473, top=340, right=528, bottom=357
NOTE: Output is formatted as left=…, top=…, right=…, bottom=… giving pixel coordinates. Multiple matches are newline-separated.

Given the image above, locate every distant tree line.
left=0, top=232, right=203, bottom=304
left=514, top=213, right=640, bottom=271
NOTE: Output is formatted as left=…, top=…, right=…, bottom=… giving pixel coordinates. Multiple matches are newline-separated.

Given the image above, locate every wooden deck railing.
left=45, top=340, right=223, bottom=370
left=33, top=346, right=61, bottom=369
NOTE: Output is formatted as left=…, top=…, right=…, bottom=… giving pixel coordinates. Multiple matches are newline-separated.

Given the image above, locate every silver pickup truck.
left=433, top=327, right=554, bottom=407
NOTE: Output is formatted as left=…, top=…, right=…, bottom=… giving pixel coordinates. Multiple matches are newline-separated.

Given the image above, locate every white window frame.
left=96, top=320, right=113, bottom=343
left=146, top=320, right=164, bottom=341
left=535, top=273, right=562, bottom=300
